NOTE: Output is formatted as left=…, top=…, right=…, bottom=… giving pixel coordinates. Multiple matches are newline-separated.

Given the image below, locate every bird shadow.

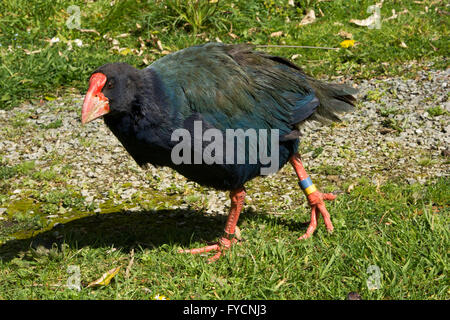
left=0, top=207, right=310, bottom=262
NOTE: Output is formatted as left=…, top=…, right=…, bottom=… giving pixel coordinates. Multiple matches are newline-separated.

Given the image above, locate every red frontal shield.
left=81, top=73, right=109, bottom=124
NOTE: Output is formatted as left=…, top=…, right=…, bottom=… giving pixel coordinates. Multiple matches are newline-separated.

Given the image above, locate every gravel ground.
left=0, top=68, right=448, bottom=219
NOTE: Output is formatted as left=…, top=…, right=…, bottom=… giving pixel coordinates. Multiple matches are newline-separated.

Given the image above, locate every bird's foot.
left=298, top=191, right=336, bottom=240
left=179, top=236, right=238, bottom=263
left=180, top=187, right=245, bottom=263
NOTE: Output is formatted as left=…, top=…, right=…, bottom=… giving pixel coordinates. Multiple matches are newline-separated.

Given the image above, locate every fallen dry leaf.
left=119, top=48, right=132, bottom=56
left=24, top=49, right=42, bottom=55
left=157, top=40, right=163, bottom=51
left=338, top=31, right=353, bottom=39
left=87, top=267, right=121, bottom=288
left=350, top=0, right=383, bottom=27
left=347, top=184, right=355, bottom=193
left=386, top=9, right=398, bottom=21
left=79, top=29, right=100, bottom=36
left=374, top=0, right=384, bottom=8
left=270, top=31, right=283, bottom=38
left=385, top=9, right=409, bottom=21
left=248, top=27, right=257, bottom=35
left=318, top=8, right=324, bottom=17
left=350, top=15, right=378, bottom=27
left=274, top=278, right=287, bottom=290
left=299, top=10, right=316, bottom=26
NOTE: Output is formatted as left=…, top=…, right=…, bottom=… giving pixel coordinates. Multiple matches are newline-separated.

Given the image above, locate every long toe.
left=298, top=222, right=318, bottom=240
left=179, top=237, right=238, bottom=263
left=178, top=243, right=221, bottom=255
left=297, top=206, right=318, bottom=240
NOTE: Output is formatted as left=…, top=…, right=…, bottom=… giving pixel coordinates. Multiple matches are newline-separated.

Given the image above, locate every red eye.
left=107, top=82, right=114, bottom=89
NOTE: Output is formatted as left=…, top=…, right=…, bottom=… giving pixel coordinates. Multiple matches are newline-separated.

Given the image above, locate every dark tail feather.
left=300, top=78, right=358, bottom=127
left=250, top=47, right=357, bottom=127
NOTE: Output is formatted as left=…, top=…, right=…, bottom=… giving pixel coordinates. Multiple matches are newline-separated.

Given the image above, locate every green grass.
left=0, top=0, right=448, bottom=109
left=427, top=106, right=448, bottom=117
left=40, top=119, right=63, bottom=129
left=0, top=161, right=36, bottom=180
left=0, top=178, right=448, bottom=299
left=0, top=0, right=448, bottom=300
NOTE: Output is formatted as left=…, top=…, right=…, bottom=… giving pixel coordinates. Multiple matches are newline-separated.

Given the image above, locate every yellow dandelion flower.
left=340, top=40, right=356, bottom=48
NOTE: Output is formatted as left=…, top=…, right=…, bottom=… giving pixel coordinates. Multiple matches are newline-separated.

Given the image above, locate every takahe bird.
left=82, top=43, right=357, bottom=262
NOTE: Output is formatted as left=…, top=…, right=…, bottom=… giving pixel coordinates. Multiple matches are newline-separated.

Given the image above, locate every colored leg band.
left=298, top=177, right=317, bottom=195
left=304, top=184, right=317, bottom=195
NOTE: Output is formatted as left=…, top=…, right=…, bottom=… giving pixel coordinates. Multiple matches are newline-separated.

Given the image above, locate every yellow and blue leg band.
left=298, top=177, right=317, bottom=196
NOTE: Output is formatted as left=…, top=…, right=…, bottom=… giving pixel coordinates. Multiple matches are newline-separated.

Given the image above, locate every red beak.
left=81, top=73, right=110, bottom=124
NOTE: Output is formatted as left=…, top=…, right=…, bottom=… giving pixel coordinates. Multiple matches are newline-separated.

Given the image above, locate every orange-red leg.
left=179, top=187, right=246, bottom=263
left=289, top=153, right=336, bottom=239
